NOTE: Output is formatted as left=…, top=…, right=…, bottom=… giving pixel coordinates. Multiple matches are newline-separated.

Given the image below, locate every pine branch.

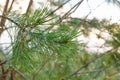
left=0, top=0, right=10, bottom=36
left=0, top=0, right=9, bottom=28
left=32, top=53, right=55, bottom=80
left=0, top=60, right=6, bottom=65
left=59, top=0, right=84, bottom=22
left=10, top=68, right=16, bottom=80
left=0, top=15, right=20, bottom=26
left=14, top=69, right=28, bottom=80
left=45, top=0, right=71, bottom=18
left=8, top=0, right=15, bottom=13
left=26, top=0, right=33, bottom=15
left=62, top=47, right=118, bottom=80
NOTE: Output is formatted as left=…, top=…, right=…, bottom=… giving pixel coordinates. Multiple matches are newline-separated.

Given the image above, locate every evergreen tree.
left=0, top=0, right=120, bottom=80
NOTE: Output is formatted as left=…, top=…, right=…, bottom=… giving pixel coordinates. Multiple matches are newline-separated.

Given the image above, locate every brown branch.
left=0, top=15, right=20, bottom=36
left=0, top=15, right=20, bottom=26
left=78, top=0, right=105, bottom=29
left=26, top=0, right=33, bottom=15
left=8, top=0, right=15, bottom=13
left=10, top=68, right=16, bottom=80
left=45, top=0, right=71, bottom=18
left=59, top=0, right=84, bottom=22
left=77, top=68, right=105, bottom=76
left=62, top=47, right=117, bottom=80
left=0, top=0, right=9, bottom=28
left=14, top=69, right=28, bottom=80
left=0, top=60, right=6, bottom=65
left=89, top=66, right=105, bottom=80
left=32, top=53, right=55, bottom=80
left=0, top=61, right=9, bottom=80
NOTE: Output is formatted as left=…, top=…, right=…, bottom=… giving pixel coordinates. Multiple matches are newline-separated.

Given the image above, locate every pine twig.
left=59, top=0, right=84, bottom=22
left=0, top=15, right=20, bottom=27
left=45, top=0, right=71, bottom=18
left=62, top=47, right=117, bottom=80
left=8, top=0, right=15, bottom=13
left=32, top=53, right=55, bottom=80
left=0, top=0, right=10, bottom=32
left=26, top=0, right=33, bottom=15
left=10, top=68, right=16, bottom=80
left=14, top=69, right=28, bottom=80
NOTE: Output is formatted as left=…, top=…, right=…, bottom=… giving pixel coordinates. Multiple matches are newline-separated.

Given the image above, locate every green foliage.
left=1, top=4, right=120, bottom=80
left=2, top=8, right=81, bottom=79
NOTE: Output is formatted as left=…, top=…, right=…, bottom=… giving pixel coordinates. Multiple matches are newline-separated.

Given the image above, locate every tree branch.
left=26, top=0, right=33, bottom=15
left=8, top=0, right=15, bottom=13
left=32, top=53, right=55, bottom=80
left=59, top=0, right=84, bottom=22
left=0, top=15, right=20, bottom=26
left=0, top=0, right=9, bottom=28
left=45, top=0, right=71, bottom=18
left=62, top=47, right=118, bottom=80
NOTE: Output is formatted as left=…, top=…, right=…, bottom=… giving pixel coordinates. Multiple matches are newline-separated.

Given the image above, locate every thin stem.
left=26, top=0, right=33, bottom=15
left=59, top=0, right=84, bottom=22
left=0, top=0, right=9, bottom=27
left=8, top=0, right=15, bottom=13
left=10, top=68, right=16, bottom=80
left=62, top=47, right=117, bottom=80
left=45, top=0, right=71, bottom=18
left=0, top=15, right=20, bottom=27
left=14, top=69, right=28, bottom=80
left=32, top=53, right=54, bottom=80
left=0, top=0, right=10, bottom=36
